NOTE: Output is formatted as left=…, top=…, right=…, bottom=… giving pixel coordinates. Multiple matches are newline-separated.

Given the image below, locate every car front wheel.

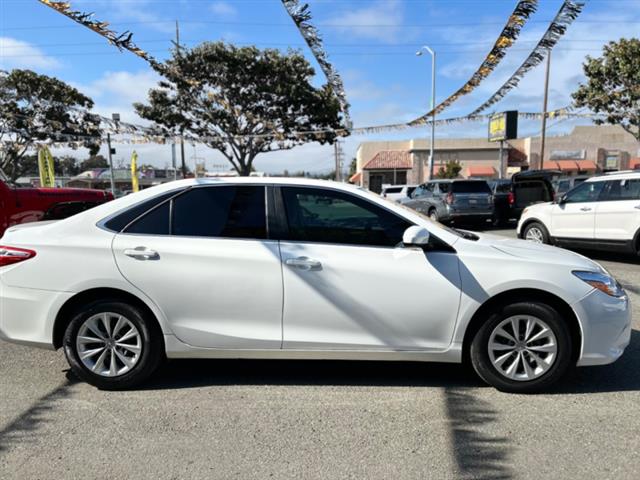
left=470, top=301, right=572, bottom=393
left=523, top=221, right=550, bottom=244
left=63, top=299, right=164, bottom=390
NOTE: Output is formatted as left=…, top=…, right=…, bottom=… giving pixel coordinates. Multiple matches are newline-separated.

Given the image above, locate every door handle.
left=124, top=247, right=159, bottom=260
left=580, top=207, right=592, bottom=212
left=285, top=256, right=322, bottom=271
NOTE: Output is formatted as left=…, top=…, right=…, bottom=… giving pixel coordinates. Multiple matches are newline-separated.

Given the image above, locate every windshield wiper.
left=453, top=228, right=479, bottom=241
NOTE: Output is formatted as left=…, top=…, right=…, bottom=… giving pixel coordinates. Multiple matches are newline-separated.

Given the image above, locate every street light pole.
left=416, top=46, right=436, bottom=181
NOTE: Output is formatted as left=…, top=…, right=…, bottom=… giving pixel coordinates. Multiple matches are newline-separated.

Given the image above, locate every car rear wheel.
left=63, top=299, right=164, bottom=390
left=523, top=221, right=550, bottom=244
left=428, top=208, right=439, bottom=222
left=470, top=301, right=572, bottom=393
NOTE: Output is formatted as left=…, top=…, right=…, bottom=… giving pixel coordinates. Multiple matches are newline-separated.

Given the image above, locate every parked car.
left=403, top=179, right=493, bottom=225
left=518, top=171, right=640, bottom=255
left=488, top=179, right=514, bottom=226
left=0, top=178, right=630, bottom=393
left=553, top=175, right=590, bottom=196
left=381, top=184, right=417, bottom=203
left=0, top=176, right=113, bottom=238
left=510, top=170, right=557, bottom=221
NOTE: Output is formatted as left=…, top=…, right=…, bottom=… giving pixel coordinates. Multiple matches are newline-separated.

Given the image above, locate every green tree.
left=435, top=160, right=462, bottom=179
left=58, top=155, right=80, bottom=176
left=572, top=38, right=640, bottom=141
left=135, top=42, right=344, bottom=176
left=79, top=154, right=109, bottom=171
left=348, top=158, right=357, bottom=177
left=0, top=69, right=101, bottom=180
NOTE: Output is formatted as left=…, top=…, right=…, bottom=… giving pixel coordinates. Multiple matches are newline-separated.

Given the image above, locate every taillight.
left=0, top=246, right=37, bottom=267
left=507, top=192, right=515, bottom=205
left=446, top=192, right=454, bottom=205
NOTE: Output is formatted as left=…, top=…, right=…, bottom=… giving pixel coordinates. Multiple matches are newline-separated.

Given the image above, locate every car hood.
left=468, top=231, right=604, bottom=272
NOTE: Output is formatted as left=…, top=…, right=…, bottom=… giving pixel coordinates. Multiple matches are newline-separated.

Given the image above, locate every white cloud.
left=324, top=0, right=407, bottom=43
left=0, top=37, right=61, bottom=70
left=210, top=1, right=238, bottom=18
left=73, top=70, right=161, bottom=124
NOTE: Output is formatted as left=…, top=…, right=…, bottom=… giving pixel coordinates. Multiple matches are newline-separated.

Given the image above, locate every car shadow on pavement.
left=0, top=379, right=77, bottom=453
left=142, top=330, right=640, bottom=394
left=142, top=359, right=484, bottom=390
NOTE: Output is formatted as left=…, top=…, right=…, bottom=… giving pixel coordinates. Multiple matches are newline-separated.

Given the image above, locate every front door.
left=277, top=186, right=461, bottom=351
left=112, top=185, right=283, bottom=349
left=551, top=181, right=605, bottom=239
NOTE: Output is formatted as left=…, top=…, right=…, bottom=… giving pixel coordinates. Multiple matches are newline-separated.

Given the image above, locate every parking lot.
left=1, top=228, right=639, bottom=479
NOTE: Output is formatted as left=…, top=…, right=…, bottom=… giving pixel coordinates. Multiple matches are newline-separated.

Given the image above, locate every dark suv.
left=404, top=179, right=494, bottom=225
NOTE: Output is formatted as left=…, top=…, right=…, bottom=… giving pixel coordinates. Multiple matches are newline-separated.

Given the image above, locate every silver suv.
left=404, top=179, right=494, bottom=225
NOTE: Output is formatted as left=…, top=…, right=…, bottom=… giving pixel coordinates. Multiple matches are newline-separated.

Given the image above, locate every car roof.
left=586, top=171, right=640, bottom=182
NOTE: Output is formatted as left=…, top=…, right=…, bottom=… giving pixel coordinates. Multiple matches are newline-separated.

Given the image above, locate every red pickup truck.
left=0, top=179, right=113, bottom=239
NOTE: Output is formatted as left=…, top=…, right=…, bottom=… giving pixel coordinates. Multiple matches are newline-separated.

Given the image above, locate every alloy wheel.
left=488, top=315, right=557, bottom=382
left=76, top=312, right=142, bottom=377
left=525, top=226, right=544, bottom=243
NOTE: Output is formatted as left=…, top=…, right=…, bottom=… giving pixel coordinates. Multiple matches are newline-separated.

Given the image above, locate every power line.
left=2, top=19, right=639, bottom=31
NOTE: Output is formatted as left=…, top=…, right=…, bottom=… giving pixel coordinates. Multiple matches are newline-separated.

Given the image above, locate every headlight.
left=573, top=271, right=625, bottom=297
left=522, top=207, right=529, bottom=215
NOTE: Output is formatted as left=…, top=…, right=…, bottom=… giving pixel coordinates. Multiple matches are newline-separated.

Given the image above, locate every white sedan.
left=0, top=178, right=631, bottom=392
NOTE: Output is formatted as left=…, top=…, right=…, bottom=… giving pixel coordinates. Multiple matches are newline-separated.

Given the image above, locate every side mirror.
left=557, top=194, right=567, bottom=205
left=403, top=226, right=430, bottom=247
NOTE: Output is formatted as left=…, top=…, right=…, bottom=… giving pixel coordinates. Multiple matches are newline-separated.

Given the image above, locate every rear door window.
left=124, top=185, right=267, bottom=239
left=601, top=179, right=640, bottom=201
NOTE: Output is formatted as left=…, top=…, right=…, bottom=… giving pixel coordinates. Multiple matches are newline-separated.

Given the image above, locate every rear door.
left=551, top=181, right=605, bottom=239
left=595, top=179, right=640, bottom=241
left=112, top=185, right=283, bottom=349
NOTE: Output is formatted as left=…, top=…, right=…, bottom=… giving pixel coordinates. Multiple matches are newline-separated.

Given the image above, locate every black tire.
left=63, top=299, right=164, bottom=390
left=428, top=208, right=439, bottom=222
left=470, top=301, right=573, bottom=393
left=522, top=221, right=550, bottom=244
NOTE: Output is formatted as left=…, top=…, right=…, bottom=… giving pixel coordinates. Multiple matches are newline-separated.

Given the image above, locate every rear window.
left=103, top=190, right=180, bottom=232
left=451, top=181, right=491, bottom=194
left=383, top=187, right=402, bottom=194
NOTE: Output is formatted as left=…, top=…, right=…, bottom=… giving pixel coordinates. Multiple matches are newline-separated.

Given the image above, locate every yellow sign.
left=38, top=147, right=56, bottom=187
left=131, top=150, right=139, bottom=193
left=488, top=111, right=518, bottom=142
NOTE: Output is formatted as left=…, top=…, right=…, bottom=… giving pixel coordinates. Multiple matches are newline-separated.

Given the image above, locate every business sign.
left=488, top=110, right=518, bottom=142
left=550, top=150, right=586, bottom=160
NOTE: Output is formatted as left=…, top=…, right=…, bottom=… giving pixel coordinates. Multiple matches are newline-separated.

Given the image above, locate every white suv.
left=518, top=171, right=640, bottom=255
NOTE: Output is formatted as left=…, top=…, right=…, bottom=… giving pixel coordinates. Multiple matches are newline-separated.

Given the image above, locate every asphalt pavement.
left=1, top=229, right=639, bottom=479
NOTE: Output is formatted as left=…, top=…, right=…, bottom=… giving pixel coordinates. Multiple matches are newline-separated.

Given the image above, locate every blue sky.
left=1, top=0, right=639, bottom=173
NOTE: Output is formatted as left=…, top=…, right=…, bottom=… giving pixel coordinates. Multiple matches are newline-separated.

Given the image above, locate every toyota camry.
left=0, top=178, right=631, bottom=392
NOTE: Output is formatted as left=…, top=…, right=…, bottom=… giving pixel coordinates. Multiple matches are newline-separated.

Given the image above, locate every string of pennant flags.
left=407, top=0, right=539, bottom=127
left=37, top=0, right=160, bottom=68
left=31, top=0, right=591, bottom=140
left=281, top=0, right=352, bottom=130
left=0, top=108, right=603, bottom=151
left=470, top=0, right=585, bottom=115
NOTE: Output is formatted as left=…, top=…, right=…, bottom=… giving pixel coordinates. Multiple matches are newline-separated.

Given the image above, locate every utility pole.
left=539, top=49, right=551, bottom=170
left=334, top=141, right=343, bottom=182
left=176, top=20, right=187, bottom=178
left=106, top=133, right=116, bottom=195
